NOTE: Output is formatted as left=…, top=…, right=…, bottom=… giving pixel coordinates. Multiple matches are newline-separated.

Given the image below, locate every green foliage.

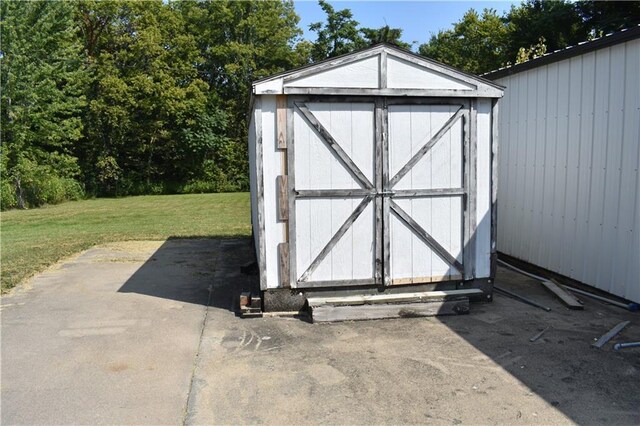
left=10, top=158, right=84, bottom=208
left=79, top=0, right=209, bottom=195
left=178, top=1, right=302, bottom=130
left=0, top=153, right=17, bottom=210
left=361, top=25, right=411, bottom=49
left=2, top=0, right=638, bottom=211
left=504, top=0, right=588, bottom=63
left=575, top=1, right=640, bottom=35
left=1, top=179, right=17, bottom=210
left=175, top=0, right=302, bottom=193
left=1, top=0, right=88, bottom=208
left=418, top=9, right=509, bottom=75
left=309, top=0, right=365, bottom=60
left=516, top=36, right=548, bottom=64
left=418, top=0, right=638, bottom=74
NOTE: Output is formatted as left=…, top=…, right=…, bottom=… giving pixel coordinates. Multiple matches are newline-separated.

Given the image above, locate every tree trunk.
left=14, top=177, right=25, bottom=209
left=146, top=136, right=155, bottom=188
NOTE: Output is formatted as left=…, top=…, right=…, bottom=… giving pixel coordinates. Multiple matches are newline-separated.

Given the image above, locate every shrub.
left=181, top=180, right=220, bottom=194
left=1, top=179, right=18, bottom=211
left=4, top=158, right=86, bottom=209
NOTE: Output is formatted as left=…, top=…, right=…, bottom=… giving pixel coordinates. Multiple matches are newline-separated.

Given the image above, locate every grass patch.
left=1, top=193, right=251, bottom=293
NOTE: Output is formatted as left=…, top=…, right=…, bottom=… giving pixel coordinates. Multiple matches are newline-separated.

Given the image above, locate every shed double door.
left=288, top=97, right=470, bottom=289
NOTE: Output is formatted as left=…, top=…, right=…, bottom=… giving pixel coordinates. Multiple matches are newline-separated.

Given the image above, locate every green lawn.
left=0, top=193, right=251, bottom=293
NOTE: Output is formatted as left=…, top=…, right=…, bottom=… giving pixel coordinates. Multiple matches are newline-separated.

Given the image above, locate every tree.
left=1, top=0, right=87, bottom=208
left=309, top=0, right=365, bottom=61
left=418, top=9, right=509, bottom=74
left=361, top=25, right=411, bottom=49
left=179, top=0, right=301, bottom=118
left=175, top=0, right=303, bottom=192
left=79, top=0, right=208, bottom=195
left=576, top=1, right=640, bottom=36
left=505, top=0, right=588, bottom=62
left=515, top=36, right=547, bottom=64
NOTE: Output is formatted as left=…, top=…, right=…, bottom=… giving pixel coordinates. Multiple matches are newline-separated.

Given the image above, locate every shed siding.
left=293, top=102, right=376, bottom=283
left=286, top=56, right=379, bottom=89
left=495, top=38, right=640, bottom=303
left=260, top=96, right=286, bottom=289
left=388, top=105, right=465, bottom=282
left=248, top=106, right=259, bottom=261
left=475, top=99, right=492, bottom=279
left=387, top=56, right=475, bottom=91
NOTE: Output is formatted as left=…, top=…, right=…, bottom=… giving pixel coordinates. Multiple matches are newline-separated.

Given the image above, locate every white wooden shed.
left=484, top=26, right=640, bottom=304
left=248, top=44, right=504, bottom=314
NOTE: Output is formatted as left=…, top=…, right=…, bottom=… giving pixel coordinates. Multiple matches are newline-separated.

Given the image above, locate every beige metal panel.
left=574, top=52, right=597, bottom=284
left=600, top=43, right=628, bottom=297
left=618, top=40, right=640, bottom=301
left=496, top=38, right=640, bottom=303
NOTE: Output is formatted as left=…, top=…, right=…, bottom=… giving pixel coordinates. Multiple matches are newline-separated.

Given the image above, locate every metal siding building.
left=248, top=44, right=504, bottom=310
left=486, top=27, right=640, bottom=303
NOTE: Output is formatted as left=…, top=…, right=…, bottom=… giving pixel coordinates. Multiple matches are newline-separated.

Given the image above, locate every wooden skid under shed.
left=307, top=288, right=482, bottom=307
left=311, top=298, right=470, bottom=323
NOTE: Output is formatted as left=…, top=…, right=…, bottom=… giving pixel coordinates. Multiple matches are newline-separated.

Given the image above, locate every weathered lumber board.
left=307, top=289, right=481, bottom=307
left=592, top=321, right=630, bottom=349
left=278, top=242, right=290, bottom=288
left=311, top=299, right=470, bottom=323
left=543, top=279, right=583, bottom=310
left=276, top=175, right=288, bottom=221
left=276, top=95, right=287, bottom=149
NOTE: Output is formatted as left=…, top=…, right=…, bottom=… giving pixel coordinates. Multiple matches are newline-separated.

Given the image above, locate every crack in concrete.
left=181, top=253, right=217, bottom=426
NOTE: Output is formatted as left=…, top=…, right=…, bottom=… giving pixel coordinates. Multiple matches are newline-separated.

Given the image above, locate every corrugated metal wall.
left=495, top=38, right=640, bottom=303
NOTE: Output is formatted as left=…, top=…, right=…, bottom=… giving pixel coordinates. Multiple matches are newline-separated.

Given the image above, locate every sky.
left=294, top=1, right=521, bottom=50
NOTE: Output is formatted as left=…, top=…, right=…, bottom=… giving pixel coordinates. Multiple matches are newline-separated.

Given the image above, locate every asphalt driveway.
left=2, top=238, right=639, bottom=425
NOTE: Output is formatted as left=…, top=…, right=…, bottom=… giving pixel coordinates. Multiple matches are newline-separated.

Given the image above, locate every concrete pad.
left=1, top=239, right=225, bottom=425
left=3, top=238, right=640, bottom=425
left=187, top=250, right=640, bottom=425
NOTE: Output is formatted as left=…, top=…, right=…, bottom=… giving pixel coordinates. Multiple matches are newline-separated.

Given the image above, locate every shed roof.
left=483, top=25, right=640, bottom=80
left=253, top=43, right=504, bottom=98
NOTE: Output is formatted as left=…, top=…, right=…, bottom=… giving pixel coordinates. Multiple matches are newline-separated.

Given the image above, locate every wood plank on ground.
left=592, top=321, right=631, bottom=349
left=311, top=298, right=470, bottom=323
left=541, top=279, right=584, bottom=310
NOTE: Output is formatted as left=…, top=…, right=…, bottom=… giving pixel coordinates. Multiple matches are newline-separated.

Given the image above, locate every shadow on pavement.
left=118, top=237, right=258, bottom=312
left=437, top=266, right=640, bottom=425
left=118, top=236, right=640, bottom=424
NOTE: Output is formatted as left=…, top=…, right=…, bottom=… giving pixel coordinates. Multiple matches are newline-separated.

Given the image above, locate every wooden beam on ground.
left=592, top=321, right=630, bottom=349
left=310, top=299, right=470, bottom=323
left=542, top=279, right=583, bottom=310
